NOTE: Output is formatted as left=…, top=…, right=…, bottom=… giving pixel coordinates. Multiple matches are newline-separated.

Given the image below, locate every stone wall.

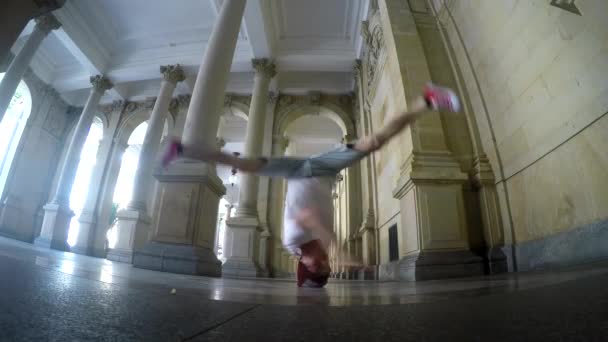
left=0, top=70, right=75, bottom=242
left=435, top=0, right=608, bottom=269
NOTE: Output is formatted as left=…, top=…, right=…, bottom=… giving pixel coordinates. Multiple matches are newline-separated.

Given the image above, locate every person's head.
left=297, top=239, right=331, bottom=288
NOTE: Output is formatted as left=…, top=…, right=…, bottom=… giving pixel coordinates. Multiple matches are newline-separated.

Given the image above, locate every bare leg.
left=353, top=83, right=460, bottom=154
left=353, top=96, right=428, bottom=153
left=180, top=144, right=266, bottom=173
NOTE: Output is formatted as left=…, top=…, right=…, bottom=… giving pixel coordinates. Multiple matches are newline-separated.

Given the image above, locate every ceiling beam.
left=52, top=2, right=125, bottom=100
left=243, top=0, right=273, bottom=59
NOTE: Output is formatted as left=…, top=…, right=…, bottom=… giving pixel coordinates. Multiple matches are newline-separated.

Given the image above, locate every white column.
left=233, top=59, right=276, bottom=217
left=107, top=65, right=185, bottom=263
left=35, top=75, right=112, bottom=251
left=0, top=14, right=60, bottom=121
left=182, top=0, right=246, bottom=148
left=128, top=65, right=185, bottom=211
left=132, top=0, right=245, bottom=276
left=223, top=59, right=275, bottom=277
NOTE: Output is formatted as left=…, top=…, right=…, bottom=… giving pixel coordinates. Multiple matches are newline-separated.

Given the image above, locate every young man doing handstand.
left=160, top=83, right=460, bottom=287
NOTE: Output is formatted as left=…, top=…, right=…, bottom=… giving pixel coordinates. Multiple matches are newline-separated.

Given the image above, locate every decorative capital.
left=309, top=91, right=322, bottom=106
left=268, top=91, right=278, bottom=104
left=216, top=137, right=226, bottom=148
left=354, top=59, right=363, bottom=75
left=224, top=93, right=233, bottom=107
left=34, top=14, right=61, bottom=34
left=361, top=20, right=370, bottom=42
left=90, top=75, right=113, bottom=92
left=160, top=64, right=186, bottom=85
left=144, top=97, right=157, bottom=110
left=278, top=94, right=295, bottom=107
left=272, top=135, right=290, bottom=151
left=168, top=98, right=180, bottom=115
left=177, top=94, right=191, bottom=108
left=252, top=59, right=277, bottom=79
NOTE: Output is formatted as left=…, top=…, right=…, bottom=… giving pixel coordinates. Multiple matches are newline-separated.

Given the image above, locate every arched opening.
left=214, top=110, right=247, bottom=260
left=106, top=121, right=148, bottom=248
left=282, top=114, right=345, bottom=275
left=67, top=117, right=104, bottom=246
left=0, top=72, right=33, bottom=196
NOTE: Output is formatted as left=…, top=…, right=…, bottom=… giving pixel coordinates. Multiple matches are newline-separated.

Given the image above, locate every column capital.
left=268, top=91, right=278, bottom=104
left=160, top=64, right=186, bottom=85
left=216, top=137, right=226, bottom=148
left=272, top=135, right=289, bottom=151
left=34, top=14, right=61, bottom=34
left=252, top=59, right=276, bottom=79
left=90, top=75, right=113, bottom=92
left=354, top=59, right=363, bottom=74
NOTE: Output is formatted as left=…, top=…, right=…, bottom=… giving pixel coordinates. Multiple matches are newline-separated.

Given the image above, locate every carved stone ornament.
left=361, top=14, right=385, bottom=95
left=252, top=59, right=277, bottom=79
left=268, top=91, right=278, bottom=104
left=272, top=135, right=290, bottom=151
left=125, top=101, right=139, bottom=113
left=224, top=93, right=233, bottom=107
left=34, top=14, right=61, bottom=33
left=160, top=64, right=186, bottom=84
left=278, top=94, right=295, bottom=107
left=216, top=137, right=226, bottom=148
left=90, top=75, right=113, bottom=92
left=112, top=100, right=126, bottom=113
left=354, top=59, right=363, bottom=82
left=177, top=94, right=191, bottom=108
left=145, top=97, right=157, bottom=110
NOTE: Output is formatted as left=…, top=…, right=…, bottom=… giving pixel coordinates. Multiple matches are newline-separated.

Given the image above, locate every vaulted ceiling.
left=12, top=0, right=370, bottom=106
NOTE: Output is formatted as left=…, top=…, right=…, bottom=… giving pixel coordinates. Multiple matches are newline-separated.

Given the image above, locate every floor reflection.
left=1, top=236, right=608, bottom=307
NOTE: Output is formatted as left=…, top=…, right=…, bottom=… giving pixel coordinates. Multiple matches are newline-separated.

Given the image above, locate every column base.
left=72, top=211, right=97, bottom=256
left=107, top=209, right=151, bottom=263
left=222, top=215, right=261, bottom=277
left=133, top=241, right=221, bottom=277
left=486, top=246, right=508, bottom=274
left=357, top=266, right=378, bottom=280
left=379, top=250, right=485, bottom=281
left=34, top=203, right=73, bottom=251
left=0, top=194, right=29, bottom=242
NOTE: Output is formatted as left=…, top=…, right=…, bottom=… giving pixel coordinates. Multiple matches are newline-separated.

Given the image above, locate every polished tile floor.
left=0, top=236, right=607, bottom=341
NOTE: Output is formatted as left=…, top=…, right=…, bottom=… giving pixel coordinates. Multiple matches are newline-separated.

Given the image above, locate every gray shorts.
left=256, top=144, right=367, bottom=178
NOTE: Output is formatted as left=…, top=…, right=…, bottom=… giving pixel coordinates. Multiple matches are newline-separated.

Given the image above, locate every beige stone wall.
left=0, top=71, right=74, bottom=242
left=436, top=0, right=608, bottom=243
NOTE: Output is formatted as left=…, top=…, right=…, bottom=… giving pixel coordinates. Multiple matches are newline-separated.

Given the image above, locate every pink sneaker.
left=160, top=139, right=182, bottom=168
left=424, top=83, right=461, bottom=112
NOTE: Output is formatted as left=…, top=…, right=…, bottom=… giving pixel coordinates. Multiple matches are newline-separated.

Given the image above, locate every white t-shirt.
left=282, top=177, right=334, bottom=255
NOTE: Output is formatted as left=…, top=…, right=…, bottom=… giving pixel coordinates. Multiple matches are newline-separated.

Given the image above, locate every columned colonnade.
left=0, top=0, right=510, bottom=281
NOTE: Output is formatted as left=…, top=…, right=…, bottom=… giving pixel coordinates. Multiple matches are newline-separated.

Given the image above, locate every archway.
left=0, top=72, right=32, bottom=196
left=67, top=117, right=104, bottom=246
left=106, top=121, right=148, bottom=248
left=214, top=106, right=248, bottom=260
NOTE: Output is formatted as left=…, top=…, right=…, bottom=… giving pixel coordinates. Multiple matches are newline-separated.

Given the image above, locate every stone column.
left=107, top=65, right=185, bottom=263
left=268, top=135, right=289, bottom=277
left=133, top=0, right=246, bottom=276
left=223, top=59, right=276, bottom=277
left=0, top=14, right=60, bottom=121
left=72, top=109, right=121, bottom=255
left=35, top=75, right=112, bottom=251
